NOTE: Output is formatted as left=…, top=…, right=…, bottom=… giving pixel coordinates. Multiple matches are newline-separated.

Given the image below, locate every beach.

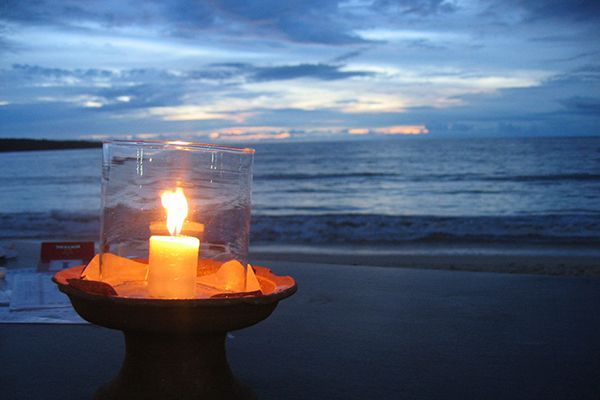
left=251, top=245, right=600, bottom=277
left=3, top=182, right=594, bottom=388
left=1, top=137, right=599, bottom=398
left=3, top=240, right=599, bottom=277
left=2, top=248, right=600, bottom=399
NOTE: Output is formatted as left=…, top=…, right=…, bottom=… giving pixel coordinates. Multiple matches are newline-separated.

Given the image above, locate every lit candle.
left=147, top=188, right=199, bottom=298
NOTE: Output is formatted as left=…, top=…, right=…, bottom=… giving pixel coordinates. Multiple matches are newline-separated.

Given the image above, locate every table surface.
left=2, top=260, right=600, bottom=400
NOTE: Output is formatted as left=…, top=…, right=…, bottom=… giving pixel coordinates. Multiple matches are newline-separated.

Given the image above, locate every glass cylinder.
left=97, top=140, right=254, bottom=299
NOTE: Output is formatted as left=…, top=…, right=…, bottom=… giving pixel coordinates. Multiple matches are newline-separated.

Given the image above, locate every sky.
left=0, top=0, right=599, bottom=142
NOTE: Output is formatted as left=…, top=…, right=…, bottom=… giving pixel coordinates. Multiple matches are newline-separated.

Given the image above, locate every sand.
left=1, top=240, right=599, bottom=398
left=251, top=248, right=600, bottom=277
left=2, top=258, right=600, bottom=399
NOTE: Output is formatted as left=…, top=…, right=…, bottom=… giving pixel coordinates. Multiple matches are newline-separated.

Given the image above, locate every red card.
left=39, top=242, right=95, bottom=272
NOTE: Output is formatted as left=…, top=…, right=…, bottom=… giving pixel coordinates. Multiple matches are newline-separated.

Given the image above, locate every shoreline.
left=249, top=243, right=600, bottom=277
left=0, top=138, right=101, bottom=152
left=2, top=239, right=599, bottom=277
left=250, top=249, right=600, bottom=277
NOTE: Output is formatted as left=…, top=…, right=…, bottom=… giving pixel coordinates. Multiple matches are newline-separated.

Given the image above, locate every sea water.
left=0, top=136, right=599, bottom=253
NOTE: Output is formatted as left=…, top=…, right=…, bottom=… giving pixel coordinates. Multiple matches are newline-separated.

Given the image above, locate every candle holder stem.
left=96, top=331, right=254, bottom=400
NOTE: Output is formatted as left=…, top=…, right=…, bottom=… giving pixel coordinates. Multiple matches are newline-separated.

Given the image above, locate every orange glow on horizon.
left=210, top=128, right=291, bottom=141
left=349, top=128, right=370, bottom=135
left=349, top=125, right=429, bottom=136
left=378, top=125, right=429, bottom=135
left=211, top=126, right=286, bottom=135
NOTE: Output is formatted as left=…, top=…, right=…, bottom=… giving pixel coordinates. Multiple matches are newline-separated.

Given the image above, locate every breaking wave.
left=2, top=211, right=598, bottom=246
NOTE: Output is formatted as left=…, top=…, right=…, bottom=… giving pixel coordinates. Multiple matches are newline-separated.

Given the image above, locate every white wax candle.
left=147, top=235, right=199, bottom=299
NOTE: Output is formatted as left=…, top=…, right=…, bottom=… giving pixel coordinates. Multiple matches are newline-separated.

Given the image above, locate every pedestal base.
left=53, top=265, right=296, bottom=400
left=96, top=332, right=254, bottom=400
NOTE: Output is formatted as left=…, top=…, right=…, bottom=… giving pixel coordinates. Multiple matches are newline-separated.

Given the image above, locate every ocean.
left=1, top=136, right=599, bottom=255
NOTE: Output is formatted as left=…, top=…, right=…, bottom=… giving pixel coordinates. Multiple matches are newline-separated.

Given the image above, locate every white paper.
left=9, top=272, right=71, bottom=311
left=0, top=269, right=86, bottom=323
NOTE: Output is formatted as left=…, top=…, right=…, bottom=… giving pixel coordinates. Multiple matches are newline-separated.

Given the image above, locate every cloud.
left=1, top=1, right=599, bottom=140
left=348, top=128, right=370, bottom=135
left=205, top=0, right=368, bottom=44
left=0, top=33, right=20, bottom=53
left=559, top=97, right=600, bottom=115
left=208, top=126, right=292, bottom=141
left=205, top=62, right=373, bottom=82
left=548, top=64, right=600, bottom=85
left=377, top=125, right=429, bottom=134
left=205, top=124, right=430, bottom=141
left=348, top=125, right=429, bottom=135
left=2, top=57, right=596, bottom=140
left=354, top=28, right=466, bottom=45
left=0, top=0, right=368, bottom=45
left=481, top=0, right=600, bottom=27
left=370, top=0, right=457, bottom=15
left=2, top=61, right=375, bottom=120
left=160, top=1, right=217, bottom=36
left=11, top=63, right=115, bottom=79
left=330, top=49, right=368, bottom=63
left=147, top=106, right=248, bottom=123
left=2, top=64, right=192, bottom=112
left=0, top=0, right=152, bottom=28
left=251, top=63, right=372, bottom=81
left=510, top=0, right=600, bottom=22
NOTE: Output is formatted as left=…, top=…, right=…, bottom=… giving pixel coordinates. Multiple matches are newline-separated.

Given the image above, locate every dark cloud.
left=559, top=96, right=600, bottom=115
left=517, top=0, right=600, bottom=21
left=408, top=66, right=600, bottom=136
left=189, top=63, right=248, bottom=81
left=530, top=35, right=586, bottom=43
left=0, top=0, right=146, bottom=27
left=0, top=60, right=372, bottom=124
left=11, top=64, right=116, bottom=79
left=546, top=64, right=600, bottom=85
left=245, top=107, right=355, bottom=127
left=0, top=100, right=235, bottom=139
left=96, top=84, right=185, bottom=111
left=1, top=2, right=599, bottom=140
left=406, top=39, right=447, bottom=50
left=371, top=0, right=457, bottom=15
left=161, top=1, right=216, bottom=36
left=1, top=65, right=192, bottom=114
left=2, top=0, right=597, bottom=49
left=6, top=61, right=371, bottom=101
left=207, top=0, right=366, bottom=44
left=484, top=0, right=600, bottom=23
left=251, top=63, right=371, bottom=81
left=0, top=25, right=20, bottom=53
left=0, top=0, right=366, bottom=45
left=575, top=64, right=600, bottom=75
left=6, top=60, right=597, bottom=139
left=0, top=0, right=460, bottom=46
left=545, top=50, right=600, bottom=63
left=330, top=49, right=367, bottom=63
left=202, top=62, right=373, bottom=82
left=0, top=0, right=83, bottom=25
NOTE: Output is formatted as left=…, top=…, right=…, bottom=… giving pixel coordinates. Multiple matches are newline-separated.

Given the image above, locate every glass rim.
left=103, top=139, right=255, bottom=154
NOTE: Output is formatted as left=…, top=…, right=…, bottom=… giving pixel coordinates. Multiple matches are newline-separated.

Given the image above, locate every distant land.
left=0, top=138, right=102, bottom=152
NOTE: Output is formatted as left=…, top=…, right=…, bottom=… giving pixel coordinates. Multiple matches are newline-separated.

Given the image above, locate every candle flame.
left=161, top=188, right=188, bottom=236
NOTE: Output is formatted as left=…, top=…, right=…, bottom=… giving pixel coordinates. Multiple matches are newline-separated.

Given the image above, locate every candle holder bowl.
left=54, top=265, right=297, bottom=400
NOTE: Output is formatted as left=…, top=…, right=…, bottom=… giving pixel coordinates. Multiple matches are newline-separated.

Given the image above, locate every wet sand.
left=251, top=250, right=600, bottom=276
